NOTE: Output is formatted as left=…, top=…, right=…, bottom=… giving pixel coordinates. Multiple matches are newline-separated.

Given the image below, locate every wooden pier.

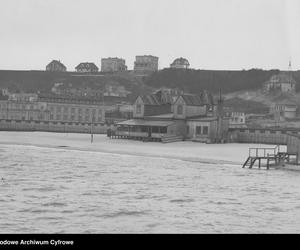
left=242, top=145, right=297, bottom=170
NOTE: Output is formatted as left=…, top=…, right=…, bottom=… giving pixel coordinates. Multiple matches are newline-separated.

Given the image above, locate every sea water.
left=0, top=144, right=300, bottom=233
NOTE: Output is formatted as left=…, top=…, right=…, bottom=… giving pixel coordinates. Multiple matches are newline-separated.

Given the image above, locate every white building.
left=270, top=102, right=297, bottom=119
left=264, top=73, right=296, bottom=94
left=170, top=57, right=190, bottom=69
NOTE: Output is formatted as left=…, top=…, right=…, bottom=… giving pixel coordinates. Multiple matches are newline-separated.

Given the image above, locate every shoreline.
left=0, top=131, right=278, bottom=166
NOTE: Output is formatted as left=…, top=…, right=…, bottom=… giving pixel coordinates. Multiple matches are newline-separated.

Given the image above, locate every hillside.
left=144, top=68, right=284, bottom=93
left=0, top=70, right=153, bottom=103
left=1, top=69, right=300, bottom=109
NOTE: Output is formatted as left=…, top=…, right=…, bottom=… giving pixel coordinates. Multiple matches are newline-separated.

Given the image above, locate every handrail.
left=248, top=145, right=284, bottom=157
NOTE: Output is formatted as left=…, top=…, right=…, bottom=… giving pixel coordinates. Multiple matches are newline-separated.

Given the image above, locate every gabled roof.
left=137, top=89, right=175, bottom=106
left=178, top=91, right=215, bottom=106
left=47, top=60, right=66, bottom=69
left=75, top=62, right=99, bottom=70
left=140, top=95, right=161, bottom=105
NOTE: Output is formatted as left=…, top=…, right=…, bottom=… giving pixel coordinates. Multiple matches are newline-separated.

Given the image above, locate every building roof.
left=138, top=89, right=175, bottom=106
left=146, top=113, right=174, bottom=119
left=187, top=116, right=218, bottom=122
left=75, top=62, right=99, bottom=70
left=117, top=119, right=175, bottom=127
left=38, top=93, right=104, bottom=105
left=171, top=57, right=190, bottom=66
left=47, top=60, right=66, bottom=69
left=179, top=91, right=214, bottom=106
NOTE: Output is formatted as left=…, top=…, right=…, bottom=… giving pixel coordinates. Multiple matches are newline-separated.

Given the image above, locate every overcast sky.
left=0, top=0, right=300, bottom=71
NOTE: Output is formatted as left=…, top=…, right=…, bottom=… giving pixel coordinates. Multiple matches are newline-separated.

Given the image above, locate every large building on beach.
left=115, top=89, right=229, bottom=143
left=0, top=92, right=107, bottom=133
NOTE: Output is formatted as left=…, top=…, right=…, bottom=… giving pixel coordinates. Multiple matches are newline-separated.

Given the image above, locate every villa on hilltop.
left=101, top=57, right=127, bottom=72
left=75, top=62, right=99, bottom=73
left=134, top=55, right=159, bottom=73
left=170, top=57, right=190, bottom=69
left=263, top=72, right=297, bottom=94
left=46, top=60, right=67, bottom=72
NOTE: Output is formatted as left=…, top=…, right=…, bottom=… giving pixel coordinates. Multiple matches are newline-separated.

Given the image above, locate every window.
left=63, top=114, right=68, bottom=120
left=50, top=114, right=54, bottom=120
left=136, top=104, right=142, bottom=114
left=56, top=114, right=61, bottom=120
left=196, top=126, right=201, bottom=135
left=63, top=107, right=68, bottom=113
left=203, top=126, right=209, bottom=135
left=187, top=125, right=189, bottom=134
left=71, top=107, right=75, bottom=113
left=160, top=127, right=167, bottom=134
left=177, top=105, right=183, bottom=115
left=56, top=106, right=61, bottom=113
left=152, top=127, right=159, bottom=133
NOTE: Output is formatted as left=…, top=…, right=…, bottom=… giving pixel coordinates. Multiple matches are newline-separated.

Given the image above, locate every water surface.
left=0, top=144, right=299, bottom=233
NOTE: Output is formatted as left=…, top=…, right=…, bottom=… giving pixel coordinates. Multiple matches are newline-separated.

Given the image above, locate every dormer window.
left=177, top=105, right=183, bottom=115
left=136, top=104, right=142, bottom=114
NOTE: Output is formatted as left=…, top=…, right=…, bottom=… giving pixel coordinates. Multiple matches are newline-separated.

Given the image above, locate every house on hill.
left=270, top=101, right=298, bottom=120
left=170, top=57, right=190, bottom=69
left=263, top=72, right=296, bottom=94
left=134, top=55, right=159, bottom=73
left=46, top=60, right=67, bottom=72
left=101, top=57, right=127, bottom=72
left=75, top=62, right=99, bottom=73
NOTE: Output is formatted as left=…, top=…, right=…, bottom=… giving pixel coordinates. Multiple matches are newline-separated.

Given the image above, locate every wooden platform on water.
left=242, top=145, right=297, bottom=170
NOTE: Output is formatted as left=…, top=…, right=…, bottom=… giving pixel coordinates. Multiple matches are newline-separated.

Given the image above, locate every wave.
left=101, top=210, right=148, bottom=218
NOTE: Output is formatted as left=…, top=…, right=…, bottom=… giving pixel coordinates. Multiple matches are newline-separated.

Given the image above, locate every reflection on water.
left=0, top=144, right=300, bottom=233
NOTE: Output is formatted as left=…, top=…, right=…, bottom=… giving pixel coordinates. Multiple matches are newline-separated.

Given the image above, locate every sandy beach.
left=0, top=131, right=277, bottom=165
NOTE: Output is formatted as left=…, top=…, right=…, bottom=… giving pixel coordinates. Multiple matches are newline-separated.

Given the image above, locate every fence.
left=0, top=119, right=109, bottom=134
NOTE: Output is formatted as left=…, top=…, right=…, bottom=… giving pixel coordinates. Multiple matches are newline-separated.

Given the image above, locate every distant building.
left=170, top=57, right=190, bottom=69
left=263, top=72, right=296, bottom=94
left=46, top=60, right=67, bottom=72
left=75, top=62, right=99, bottom=73
left=104, top=82, right=130, bottom=98
left=270, top=101, right=297, bottom=119
left=101, top=58, right=127, bottom=72
left=225, top=112, right=246, bottom=128
left=134, top=55, right=158, bottom=73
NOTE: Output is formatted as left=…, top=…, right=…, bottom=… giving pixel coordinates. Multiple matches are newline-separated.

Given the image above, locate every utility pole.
left=91, top=114, right=94, bottom=143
